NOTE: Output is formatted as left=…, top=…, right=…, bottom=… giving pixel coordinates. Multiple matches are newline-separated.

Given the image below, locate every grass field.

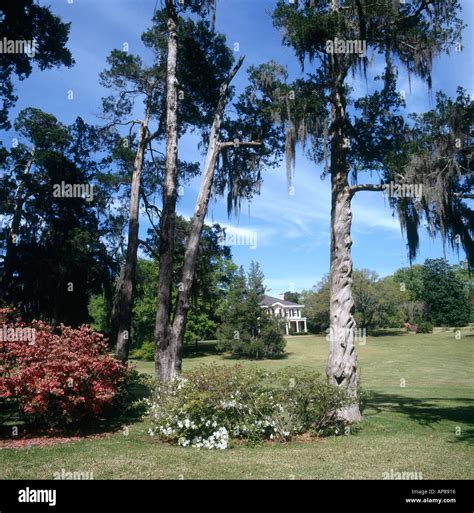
left=1, top=329, right=473, bottom=480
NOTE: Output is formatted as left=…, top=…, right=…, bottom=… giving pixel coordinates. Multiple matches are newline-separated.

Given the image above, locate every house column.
left=296, top=321, right=300, bottom=333
left=304, top=319, right=307, bottom=332
left=285, top=322, right=289, bottom=335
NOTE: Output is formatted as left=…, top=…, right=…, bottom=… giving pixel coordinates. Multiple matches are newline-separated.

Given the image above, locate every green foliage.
left=129, top=341, right=155, bottom=362
left=421, top=259, right=470, bottom=326
left=0, top=110, right=115, bottom=324
left=393, top=89, right=474, bottom=265
left=395, top=259, right=470, bottom=326
left=284, top=291, right=300, bottom=304
left=89, top=221, right=238, bottom=352
left=147, top=364, right=350, bottom=449
left=228, top=318, right=286, bottom=360
left=303, top=260, right=470, bottom=331
left=353, top=271, right=407, bottom=329
left=394, top=265, right=425, bottom=302
left=415, top=320, right=433, bottom=334
left=88, top=294, right=109, bottom=334
left=137, top=11, right=234, bottom=135
left=131, top=259, right=159, bottom=349
left=217, top=262, right=286, bottom=359
left=301, top=277, right=330, bottom=334
left=303, top=271, right=407, bottom=333
left=270, top=1, right=472, bottom=267
left=184, top=305, right=217, bottom=344
left=0, top=1, right=73, bottom=128
left=113, top=368, right=154, bottom=421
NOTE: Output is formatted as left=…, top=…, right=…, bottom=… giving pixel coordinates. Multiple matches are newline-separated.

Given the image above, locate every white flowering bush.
left=147, top=365, right=351, bottom=449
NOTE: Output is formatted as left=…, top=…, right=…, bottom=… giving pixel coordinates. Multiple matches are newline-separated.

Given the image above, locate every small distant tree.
left=394, top=265, right=425, bottom=302
left=284, top=291, right=300, bottom=304
left=303, top=271, right=406, bottom=332
left=421, top=259, right=470, bottom=326
left=218, top=262, right=286, bottom=359
left=352, top=270, right=380, bottom=329
left=371, top=277, right=407, bottom=328
left=395, top=259, right=470, bottom=326
left=301, top=277, right=330, bottom=334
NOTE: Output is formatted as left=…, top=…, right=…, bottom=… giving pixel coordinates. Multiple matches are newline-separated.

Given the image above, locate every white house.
left=259, top=293, right=308, bottom=335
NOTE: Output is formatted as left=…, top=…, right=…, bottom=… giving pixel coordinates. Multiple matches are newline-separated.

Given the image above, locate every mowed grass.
left=1, top=329, right=473, bottom=480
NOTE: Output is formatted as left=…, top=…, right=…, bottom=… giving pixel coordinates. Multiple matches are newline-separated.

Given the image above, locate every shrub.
left=0, top=321, right=129, bottom=427
left=147, top=364, right=350, bottom=449
left=130, top=340, right=155, bottom=361
left=415, top=320, right=433, bottom=333
left=219, top=320, right=286, bottom=359
left=112, top=368, right=154, bottom=421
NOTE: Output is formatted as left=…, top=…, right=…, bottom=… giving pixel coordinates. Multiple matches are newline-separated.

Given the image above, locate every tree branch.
left=138, top=239, right=159, bottom=260
left=219, top=140, right=262, bottom=150
left=140, top=188, right=161, bottom=237
left=349, top=183, right=386, bottom=197
left=453, top=193, right=474, bottom=199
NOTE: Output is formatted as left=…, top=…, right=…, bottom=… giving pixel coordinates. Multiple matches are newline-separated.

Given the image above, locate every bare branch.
left=453, top=192, right=474, bottom=199
left=138, top=239, right=159, bottom=260
left=218, top=140, right=262, bottom=150
left=349, top=183, right=386, bottom=197
left=140, top=188, right=161, bottom=237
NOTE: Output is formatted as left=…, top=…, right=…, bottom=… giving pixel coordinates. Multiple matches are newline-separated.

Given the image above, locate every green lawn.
left=1, top=329, right=473, bottom=480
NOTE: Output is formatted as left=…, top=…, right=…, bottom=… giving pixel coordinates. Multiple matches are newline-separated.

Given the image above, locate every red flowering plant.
left=0, top=322, right=129, bottom=427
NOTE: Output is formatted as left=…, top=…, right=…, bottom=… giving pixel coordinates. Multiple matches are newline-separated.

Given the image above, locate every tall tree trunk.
left=155, top=3, right=180, bottom=381
left=326, top=34, right=362, bottom=422
left=115, top=107, right=150, bottom=363
left=170, top=57, right=246, bottom=360
left=2, top=147, right=35, bottom=301
left=327, top=174, right=362, bottom=422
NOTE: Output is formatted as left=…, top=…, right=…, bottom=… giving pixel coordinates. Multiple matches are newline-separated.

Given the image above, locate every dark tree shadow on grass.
left=362, top=391, right=474, bottom=444
left=222, top=352, right=290, bottom=361
left=183, top=341, right=223, bottom=359
left=368, top=329, right=408, bottom=337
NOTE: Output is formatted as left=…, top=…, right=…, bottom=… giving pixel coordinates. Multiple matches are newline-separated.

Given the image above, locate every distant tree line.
left=295, top=259, right=472, bottom=334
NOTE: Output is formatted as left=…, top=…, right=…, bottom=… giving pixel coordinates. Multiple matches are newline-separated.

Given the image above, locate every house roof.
left=259, top=294, right=303, bottom=307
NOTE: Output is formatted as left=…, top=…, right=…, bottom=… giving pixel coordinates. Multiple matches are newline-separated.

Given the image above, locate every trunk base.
left=155, top=339, right=181, bottom=382
left=337, top=402, right=363, bottom=423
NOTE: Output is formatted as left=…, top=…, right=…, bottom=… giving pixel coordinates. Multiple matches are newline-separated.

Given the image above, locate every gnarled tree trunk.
left=326, top=44, right=362, bottom=422
left=327, top=178, right=362, bottom=422
left=115, top=107, right=151, bottom=363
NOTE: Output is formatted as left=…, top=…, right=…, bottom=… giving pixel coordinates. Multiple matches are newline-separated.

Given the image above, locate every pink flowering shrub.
left=0, top=322, right=129, bottom=427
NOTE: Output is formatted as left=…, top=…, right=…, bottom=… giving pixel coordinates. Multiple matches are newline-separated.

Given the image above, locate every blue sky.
left=2, top=0, right=473, bottom=294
